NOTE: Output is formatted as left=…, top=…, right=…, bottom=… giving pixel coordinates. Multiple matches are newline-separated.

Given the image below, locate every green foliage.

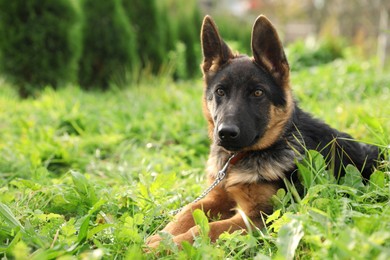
left=0, top=0, right=205, bottom=93
left=275, top=218, right=304, bottom=260
left=211, top=15, right=252, bottom=55
left=122, top=0, right=165, bottom=73
left=296, top=150, right=333, bottom=190
left=0, top=0, right=81, bottom=97
left=0, top=203, right=23, bottom=230
left=268, top=149, right=390, bottom=259
left=78, top=0, right=138, bottom=89
left=176, top=5, right=203, bottom=78
left=287, top=37, right=345, bottom=70
left=0, top=56, right=389, bottom=258
left=159, top=0, right=203, bottom=79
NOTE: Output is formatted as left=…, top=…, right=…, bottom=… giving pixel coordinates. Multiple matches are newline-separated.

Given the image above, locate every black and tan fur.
left=146, top=15, right=379, bottom=249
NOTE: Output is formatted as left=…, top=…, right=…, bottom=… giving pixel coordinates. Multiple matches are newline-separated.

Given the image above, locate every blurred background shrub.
left=286, top=37, right=345, bottom=71
left=0, top=0, right=81, bottom=97
left=0, top=0, right=388, bottom=95
left=123, top=0, right=164, bottom=74
left=78, top=0, right=138, bottom=90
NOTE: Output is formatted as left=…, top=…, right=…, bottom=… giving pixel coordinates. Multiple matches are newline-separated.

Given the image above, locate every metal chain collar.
left=161, top=153, right=237, bottom=218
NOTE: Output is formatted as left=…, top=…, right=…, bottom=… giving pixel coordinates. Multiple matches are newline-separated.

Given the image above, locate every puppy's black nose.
left=218, top=124, right=240, bottom=140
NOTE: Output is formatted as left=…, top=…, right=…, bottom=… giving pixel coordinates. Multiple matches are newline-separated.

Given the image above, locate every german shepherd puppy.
left=146, top=15, right=379, bottom=249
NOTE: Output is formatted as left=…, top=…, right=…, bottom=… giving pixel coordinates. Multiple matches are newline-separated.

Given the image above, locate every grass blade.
left=0, top=203, right=24, bottom=230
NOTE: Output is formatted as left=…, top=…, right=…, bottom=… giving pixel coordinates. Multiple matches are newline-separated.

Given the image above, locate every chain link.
left=156, top=153, right=236, bottom=218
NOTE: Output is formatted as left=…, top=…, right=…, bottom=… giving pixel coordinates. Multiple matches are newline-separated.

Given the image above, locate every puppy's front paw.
left=143, top=240, right=161, bottom=254
left=144, top=232, right=179, bottom=255
left=146, top=234, right=162, bottom=245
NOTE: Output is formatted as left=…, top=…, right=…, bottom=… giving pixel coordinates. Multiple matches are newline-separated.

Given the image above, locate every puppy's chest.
left=225, top=156, right=295, bottom=187
left=224, top=181, right=280, bottom=214
left=207, top=148, right=298, bottom=187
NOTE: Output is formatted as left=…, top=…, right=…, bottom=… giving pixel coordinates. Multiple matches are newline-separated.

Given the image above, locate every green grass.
left=0, top=56, right=389, bottom=259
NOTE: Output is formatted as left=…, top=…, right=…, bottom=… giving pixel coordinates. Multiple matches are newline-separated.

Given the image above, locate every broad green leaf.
left=370, top=170, right=385, bottom=188
left=88, top=199, right=106, bottom=215
left=87, top=224, right=113, bottom=239
left=125, top=245, right=145, bottom=260
left=276, top=188, right=286, bottom=199
left=0, top=203, right=23, bottom=230
left=181, top=241, right=195, bottom=257
left=9, top=178, right=41, bottom=191
left=10, top=240, right=30, bottom=259
left=296, top=160, right=313, bottom=189
left=276, top=219, right=304, bottom=260
left=271, top=188, right=288, bottom=209
left=309, top=150, right=326, bottom=173
left=77, top=215, right=90, bottom=244
left=266, top=209, right=281, bottom=224
left=192, top=209, right=209, bottom=236
left=341, top=165, right=364, bottom=189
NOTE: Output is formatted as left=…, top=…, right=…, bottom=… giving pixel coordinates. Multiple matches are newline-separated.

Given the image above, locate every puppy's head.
left=201, top=15, right=293, bottom=151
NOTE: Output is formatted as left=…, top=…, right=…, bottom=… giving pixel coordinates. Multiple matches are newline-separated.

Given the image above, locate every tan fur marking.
left=146, top=181, right=280, bottom=249
left=248, top=87, right=294, bottom=150
left=206, top=149, right=228, bottom=180
left=259, top=57, right=274, bottom=75
left=202, top=95, right=215, bottom=139
left=207, top=145, right=295, bottom=186
left=170, top=212, right=259, bottom=245
left=209, top=58, right=221, bottom=72
left=145, top=185, right=235, bottom=247
left=226, top=164, right=286, bottom=187
left=227, top=182, right=279, bottom=216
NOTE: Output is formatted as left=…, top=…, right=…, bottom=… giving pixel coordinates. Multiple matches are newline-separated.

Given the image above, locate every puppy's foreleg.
left=146, top=187, right=234, bottom=247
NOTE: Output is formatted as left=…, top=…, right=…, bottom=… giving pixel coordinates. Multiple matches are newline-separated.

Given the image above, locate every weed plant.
left=0, top=56, right=389, bottom=259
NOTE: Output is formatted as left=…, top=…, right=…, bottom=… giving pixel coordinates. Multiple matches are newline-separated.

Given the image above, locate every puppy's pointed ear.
left=251, top=15, right=289, bottom=83
left=201, top=15, right=233, bottom=73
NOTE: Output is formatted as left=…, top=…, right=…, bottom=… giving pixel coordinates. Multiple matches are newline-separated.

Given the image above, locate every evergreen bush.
left=176, top=8, right=202, bottom=78
left=78, top=0, right=138, bottom=89
left=179, top=1, right=202, bottom=79
left=0, top=0, right=81, bottom=97
left=122, top=0, right=165, bottom=74
left=160, top=0, right=203, bottom=79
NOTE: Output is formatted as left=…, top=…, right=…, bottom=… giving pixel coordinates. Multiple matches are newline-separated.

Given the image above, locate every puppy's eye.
left=253, top=89, right=263, bottom=97
left=216, top=88, right=225, bottom=96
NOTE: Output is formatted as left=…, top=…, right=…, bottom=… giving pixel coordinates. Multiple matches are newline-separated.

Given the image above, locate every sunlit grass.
left=0, top=57, right=389, bottom=259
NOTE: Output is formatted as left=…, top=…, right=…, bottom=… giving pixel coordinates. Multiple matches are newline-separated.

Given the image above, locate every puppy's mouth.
left=217, top=134, right=260, bottom=152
